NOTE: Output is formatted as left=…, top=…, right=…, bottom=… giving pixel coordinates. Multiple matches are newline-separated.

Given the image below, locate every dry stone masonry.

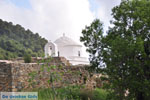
left=0, top=57, right=101, bottom=92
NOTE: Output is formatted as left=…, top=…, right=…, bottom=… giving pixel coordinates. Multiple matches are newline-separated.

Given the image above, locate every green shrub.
left=79, top=88, right=108, bottom=100
left=23, top=53, right=32, bottom=63
left=93, top=88, right=108, bottom=100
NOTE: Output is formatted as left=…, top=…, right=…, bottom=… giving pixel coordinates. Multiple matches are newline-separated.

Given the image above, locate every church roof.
left=54, top=34, right=82, bottom=47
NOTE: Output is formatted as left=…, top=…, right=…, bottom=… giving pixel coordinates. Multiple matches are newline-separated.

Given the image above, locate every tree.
left=102, top=0, right=150, bottom=100
left=80, top=19, right=104, bottom=70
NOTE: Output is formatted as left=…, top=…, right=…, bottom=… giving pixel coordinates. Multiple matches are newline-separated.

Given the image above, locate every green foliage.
left=101, top=0, right=150, bottom=100
left=79, top=88, right=107, bottom=100
left=80, top=19, right=104, bottom=70
left=81, top=0, right=150, bottom=100
left=32, top=86, right=107, bottom=100
left=0, top=19, right=47, bottom=60
left=24, top=53, right=32, bottom=63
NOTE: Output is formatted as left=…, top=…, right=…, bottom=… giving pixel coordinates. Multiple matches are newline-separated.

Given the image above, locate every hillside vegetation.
left=0, top=19, right=47, bottom=59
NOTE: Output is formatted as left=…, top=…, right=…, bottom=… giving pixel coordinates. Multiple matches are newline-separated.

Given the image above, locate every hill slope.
left=0, top=19, right=48, bottom=59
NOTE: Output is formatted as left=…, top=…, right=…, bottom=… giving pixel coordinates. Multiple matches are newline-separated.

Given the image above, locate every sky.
left=0, top=0, right=121, bottom=56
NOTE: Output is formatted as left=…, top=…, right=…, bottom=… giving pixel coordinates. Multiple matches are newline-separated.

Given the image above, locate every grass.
left=31, top=86, right=108, bottom=100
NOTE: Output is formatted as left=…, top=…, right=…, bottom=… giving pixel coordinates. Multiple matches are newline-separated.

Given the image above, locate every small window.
left=58, top=51, right=60, bottom=57
left=78, top=51, right=80, bottom=57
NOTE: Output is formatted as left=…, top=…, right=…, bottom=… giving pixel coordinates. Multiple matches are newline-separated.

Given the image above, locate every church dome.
left=54, top=34, right=82, bottom=47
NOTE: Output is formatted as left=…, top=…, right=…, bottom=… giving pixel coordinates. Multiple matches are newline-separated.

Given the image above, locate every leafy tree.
left=101, top=0, right=150, bottom=100
left=80, top=19, right=104, bottom=70
left=81, top=0, right=150, bottom=100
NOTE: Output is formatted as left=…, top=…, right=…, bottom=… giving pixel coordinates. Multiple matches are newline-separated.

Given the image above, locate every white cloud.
left=0, top=0, right=94, bottom=42
left=94, top=0, right=121, bottom=33
left=0, top=0, right=121, bottom=57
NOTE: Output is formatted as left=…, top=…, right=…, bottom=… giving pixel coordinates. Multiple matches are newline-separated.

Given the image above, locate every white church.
left=44, top=34, right=89, bottom=65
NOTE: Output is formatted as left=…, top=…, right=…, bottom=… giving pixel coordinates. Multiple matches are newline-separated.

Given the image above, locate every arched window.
left=49, top=46, right=52, bottom=50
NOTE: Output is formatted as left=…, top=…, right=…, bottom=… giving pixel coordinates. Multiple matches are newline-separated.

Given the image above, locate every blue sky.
left=9, top=0, right=98, bottom=13
left=88, top=0, right=99, bottom=13
left=8, top=0, right=31, bottom=8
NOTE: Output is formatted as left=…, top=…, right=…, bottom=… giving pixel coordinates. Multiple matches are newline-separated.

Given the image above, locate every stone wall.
left=0, top=58, right=99, bottom=92
left=0, top=61, right=12, bottom=92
